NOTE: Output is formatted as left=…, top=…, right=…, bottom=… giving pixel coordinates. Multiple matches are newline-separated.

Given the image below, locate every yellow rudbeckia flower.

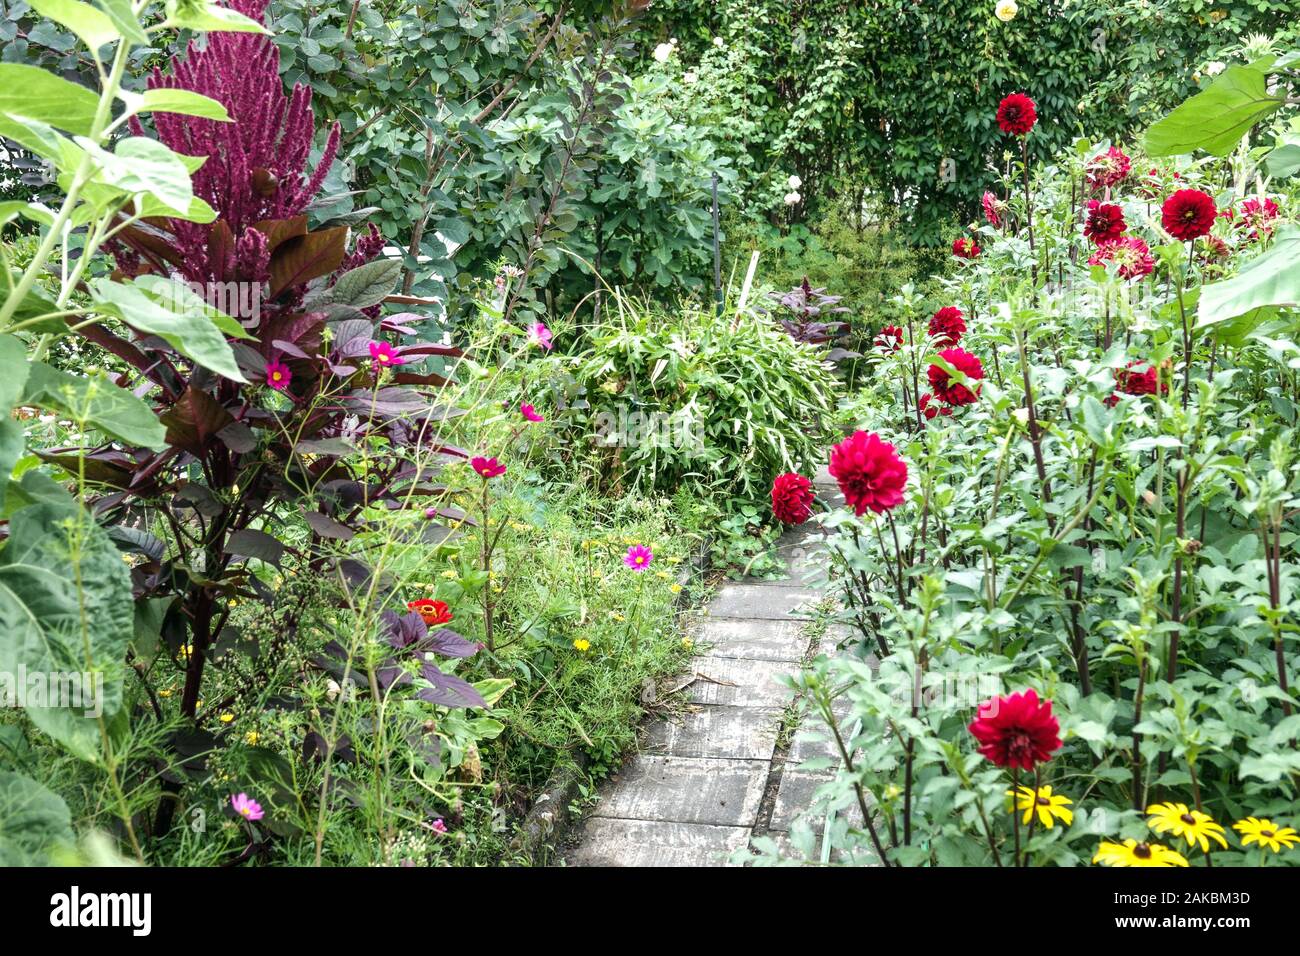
left=1006, top=784, right=1073, bottom=828
left=1145, top=802, right=1228, bottom=854
left=1093, top=839, right=1189, bottom=868
left=1233, top=817, right=1300, bottom=853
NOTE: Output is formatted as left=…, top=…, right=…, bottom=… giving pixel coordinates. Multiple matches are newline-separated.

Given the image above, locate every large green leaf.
left=0, top=498, right=134, bottom=762
left=0, top=335, right=32, bottom=413
left=0, top=64, right=100, bottom=136
left=27, top=0, right=120, bottom=50
left=90, top=276, right=247, bottom=382
left=20, top=362, right=166, bottom=450
left=1197, top=225, right=1300, bottom=330
left=126, top=88, right=231, bottom=122
left=1144, top=65, right=1286, bottom=157
left=0, top=771, right=74, bottom=865
left=164, top=0, right=269, bottom=33
left=79, top=136, right=196, bottom=214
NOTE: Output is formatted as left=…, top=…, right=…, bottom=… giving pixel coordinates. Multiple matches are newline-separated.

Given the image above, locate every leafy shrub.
left=560, top=293, right=838, bottom=503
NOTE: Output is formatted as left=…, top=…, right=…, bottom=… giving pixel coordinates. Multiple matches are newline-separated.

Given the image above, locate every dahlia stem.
left=1021, top=138, right=1037, bottom=287
left=821, top=695, right=892, bottom=866
left=1176, top=241, right=1195, bottom=408
left=1022, top=767, right=1040, bottom=867
left=1131, top=652, right=1147, bottom=813
left=1015, top=327, right=1052, bottom=512
left=481, top=481, right=495, bottom=653
left=1011, top=767, right=1022, bottom=868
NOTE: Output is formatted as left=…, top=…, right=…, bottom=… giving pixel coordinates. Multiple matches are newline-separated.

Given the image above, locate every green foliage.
left=562, top=292, right=838, bottom=503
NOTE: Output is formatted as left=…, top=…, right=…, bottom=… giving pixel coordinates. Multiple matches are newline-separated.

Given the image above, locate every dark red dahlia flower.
left=918, top=392, right=952, bottom=421
left=1161, top=189, right=1216, bottom=241
left=1234, top=196, right=1279, bottom=241
left=928, top=307, right=966, bottom=344
left=874, top=325, right=904, bottom=351
left=952, top=237, right=981, bottom=259
left=828, top=431, right=908, bottom=516
left=927, top=348, right=984, bottom=406
left=1086, top=146, right=1131, bottom=191
left=996, top=93, right=1037, bottom=136
left=1088, top=235, right=1153, bottom=281
left=1083, top=200, right=1126, bottom=244
left=771, top=472, right=815, bottom=524
left=968, top=688, right=1061, bottom=770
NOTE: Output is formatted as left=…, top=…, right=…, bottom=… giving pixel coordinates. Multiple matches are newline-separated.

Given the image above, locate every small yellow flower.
left=219, top=712, right=235, bottom=724
left=158, top=688, right=172, bottom=698
left=669, top=583, right=683, bottom=594
left=655, top=570, right=672, bottom=581
left=1233, top=817, right=1300, bottom=853
left=573, top=638, right=591, bottom=652
left=680, top=637, right=693, bottom=651
left=1093, top=839, right=1189, bottom=868
left=440, top=570, right=458, bottom=579
left=581, top=540, right=595, bottom=551
left=244, top=731, right=260, bottom=746
left=1146, top=802, right=1228, bottom=854
left=1007, top=784, right=1073, bottom=828
left=608, top=612, right=625, bottom=622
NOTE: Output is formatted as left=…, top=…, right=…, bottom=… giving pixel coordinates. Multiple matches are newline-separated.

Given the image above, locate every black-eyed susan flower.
left=1093, top=839, right=1189, bottom=867
left=1233, top=817, right=1300, bottom=853
left=1007, top=784, right=1073, bottom=828
left=1146, top=802, right=1228, bottom=854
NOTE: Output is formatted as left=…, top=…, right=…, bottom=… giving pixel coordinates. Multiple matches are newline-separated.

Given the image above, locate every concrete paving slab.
left=686, top=657, right=794, bottom=707
left=692, top=618, right=809, bottom=661
left=643, top=704, right=782, bottom=760
left=568, top=818, right=749, bottom=867
left=592, top=754, right=768, bottom=827
left=707, top=583, right=821, bottom=620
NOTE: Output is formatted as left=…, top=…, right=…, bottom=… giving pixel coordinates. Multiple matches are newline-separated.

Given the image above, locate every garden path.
left=565, top=468, right=875, bottom=866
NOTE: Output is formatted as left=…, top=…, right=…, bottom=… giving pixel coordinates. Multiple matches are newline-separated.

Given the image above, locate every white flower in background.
left=684, top=71, right=698, bottom=84
left=653, top=42, right=674, bottom=63
left=995, top=0, right=1018, bottom=22
left=713, top=36, right=724, bottom=48
left=1204, top=61, right=1226, bottom=76
left=783, top=191, right=801, bottom=206
left=787, top=174, right=802, bottom=190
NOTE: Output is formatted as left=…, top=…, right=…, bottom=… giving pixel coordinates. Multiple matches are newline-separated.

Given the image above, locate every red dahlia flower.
left=982, top=191, right=1004, bottom=228
left=407, top=599, right=453, bottom=627
left=1105, top=361, right=1167, bottom=405
left=874, top=325, right=904, bottom=351
left=1083, top=200, right=1126, bottom=244
left=1086, top=146, right=1131, bottom=191
left=1234, top=196, right=1279, bottom=241
left=1161, top=189, right=1216, bottom=241
left=968, top=688, right=1061, bottom=769
left=927, top=348, right=984, bottom=406
left=928, top=307, right=966, bottom=344
left=828, top=431, right=908, bottom=516
left=771, top=472, right=815, bottom=524
left=918, top=392, right=952, bottom=421
left=1088, top=235, right=1153, bottom=281
left=996, top=93, right=1037, bottom=136
left=952, top=237, right=981, bottom=259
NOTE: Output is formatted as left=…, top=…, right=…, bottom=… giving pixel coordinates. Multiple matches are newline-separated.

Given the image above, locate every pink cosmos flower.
left=527, top=322, right=553, bottom=351
left=520, top=403, right=544, bottom=423
left=265, top=360, right=291, bottom=391
left=471, top=456, right=506, bottom=479
left=231, top=792, right=264, bottom=821
left=624, top=544, right=653, bottom=571
left=430, top=818, right=449, bottom=834
left=368, top=340, right=405, bottom=368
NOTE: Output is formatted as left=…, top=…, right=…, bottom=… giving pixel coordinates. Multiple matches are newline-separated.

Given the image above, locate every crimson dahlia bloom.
left=1086, top=146, right=1131, bottom=191
left=874, top=325, right=904, bottom=351
left=1084, top=200, right=1126, bottom=244
left=952, top=237, right=981, bottom=259
left=996, top=93, right=1037, bottom=136
left=927, top=348, right=984, bottom=406
left=918, top=392, right=952, bottom=421
left=1088, top=235, right=1153, bottom=281
left=967, top=688, right=1061, bottom=770
left=771, top=472, right=814, bottom=524
left=1162, top=189, right=1216, bottom=241
left=828, top=431, right=908, bottom=516
left=982, top=191, right=1004, bottom=228
left=928, top=307, right=966, bottom=344
left=1234, top=197, right=1279, bottom=241
left=1105, top=361, right=1167, bottom=405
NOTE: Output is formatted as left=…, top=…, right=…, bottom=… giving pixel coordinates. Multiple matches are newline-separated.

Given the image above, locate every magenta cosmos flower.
left=369, top=340, right=405, bottom=368
left=265, top=360, right=291, bottom=391
left=430, top=818, right=449, bottom=834
left=624, top=544, right=653, bottom=571
left=471, top=456, right=506, bottom=479
left=231, top=792, right=264, bottom=821
left=520, top=402, right=544, bottom=423
left=527, top=322, right=553, bottom=351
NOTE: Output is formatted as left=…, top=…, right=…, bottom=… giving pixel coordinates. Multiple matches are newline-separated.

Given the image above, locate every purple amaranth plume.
left=123, top=0, right=340, bottom=284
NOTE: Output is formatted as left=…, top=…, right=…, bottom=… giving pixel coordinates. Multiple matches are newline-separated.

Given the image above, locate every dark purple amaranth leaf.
left=217, top=420, right=257, bottom=453
left=342, top=388, right=429, bottom=417
left=416, top=627, right=480, bottom=659
left=295, top=437, right=353, bottom=456
left=303, top=731, right=354, bottom=764
left=406, top=730, right=442, bottom=768
left=225, top=528, right=285, bottom=567
left=161, top=386, right=234, bottom=456
left=304, top=511, right=354, bottom=540
left=417, top=663, right=485, bottom=708
left=269, top=227, right=348, bottom=299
